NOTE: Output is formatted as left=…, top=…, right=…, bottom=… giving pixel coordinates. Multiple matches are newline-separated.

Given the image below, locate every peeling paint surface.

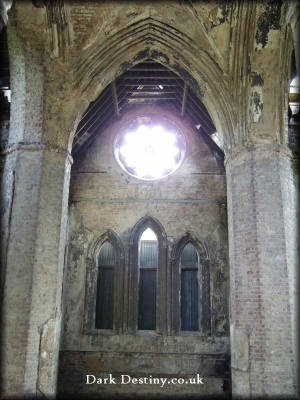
left=251, top=87, right=263, bottom=123
left=255, top=0, right=282, bottom=49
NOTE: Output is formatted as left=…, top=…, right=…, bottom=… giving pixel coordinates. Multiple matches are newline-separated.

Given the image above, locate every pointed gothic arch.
left=129, top=215, right=167, bottom=247
left=171, top=232, right=211, bottom=335
left=70, top=17, right=236, bottom=152
left=128, top=216, right=167, bottom=334
left=84, top=230, right=125, bottom=334
left=171, top=232, right=209, bottom=261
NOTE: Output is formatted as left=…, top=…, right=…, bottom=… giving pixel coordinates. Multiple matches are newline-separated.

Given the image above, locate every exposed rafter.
left=111, top=81, right=120, bottom=117
left=181, top=82, right=188, bottom=117
left=72, top=60, right=218, bottom=155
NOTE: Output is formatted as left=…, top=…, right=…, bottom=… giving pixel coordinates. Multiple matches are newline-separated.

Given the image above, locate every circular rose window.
left=114, top=116, right=186, bottom=180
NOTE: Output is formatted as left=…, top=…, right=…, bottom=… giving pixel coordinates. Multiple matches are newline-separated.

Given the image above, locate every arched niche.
left=84, top=230, right=125, bottom=334
left=128, top=216, right=167, bottom=334
left=171, top=232, right=211, bottom=336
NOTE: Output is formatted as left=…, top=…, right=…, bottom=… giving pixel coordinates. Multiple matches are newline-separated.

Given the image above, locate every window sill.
left=134, top=330, right=162, bottom=336
left=83, top=329, right=211, bottom=337
left=178, top=331, right=211, bottom=337
left=83, top=328, right=116, bottom=336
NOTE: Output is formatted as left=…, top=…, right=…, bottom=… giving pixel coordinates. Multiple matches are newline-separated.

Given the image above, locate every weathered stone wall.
left=59, top=105, right=230, bottom=398
left=1, top=1, right=298, bottom=398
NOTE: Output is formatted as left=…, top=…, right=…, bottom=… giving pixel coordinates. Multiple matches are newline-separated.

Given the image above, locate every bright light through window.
left=114, top=122, right=185, bottom=180
left=290, top=76, right=299, bottom=94
left=140, top=228, right=157, bottom=241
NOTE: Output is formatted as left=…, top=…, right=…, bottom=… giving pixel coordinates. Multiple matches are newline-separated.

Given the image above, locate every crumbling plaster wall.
left=58, top=105, right=230, bottom=398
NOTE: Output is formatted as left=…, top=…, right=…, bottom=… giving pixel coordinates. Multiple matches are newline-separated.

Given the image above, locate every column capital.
left=224, top=142, right=293, bottom=168
left=0, top=141, right=73, bottom=165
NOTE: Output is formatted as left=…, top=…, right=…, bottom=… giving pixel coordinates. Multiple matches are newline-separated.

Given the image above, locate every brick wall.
left=226, top=145, right=297, bottom=397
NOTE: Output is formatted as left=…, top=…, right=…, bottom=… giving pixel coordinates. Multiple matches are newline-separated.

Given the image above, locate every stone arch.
left=70, top=17, right=236, bottom=152
left=84, top=229, right=125, bottom=333
left=129, top=215, right=167, bottom=247
left=87, top=228, right=125, bottom=265
left=171, top=231, right=209, bottom=262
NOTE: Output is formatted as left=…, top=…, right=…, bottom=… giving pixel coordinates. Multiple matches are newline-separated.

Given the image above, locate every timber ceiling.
left=72, top=60, right=220, bottom=156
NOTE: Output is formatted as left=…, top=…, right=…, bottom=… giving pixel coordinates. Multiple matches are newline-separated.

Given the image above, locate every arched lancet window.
left=128, top=217, right=167, bottom=334
left=138, top=228, right=158, bottom=330
left=180, top=242, right=199, bottom=331
left=172, top=234, right=211, bottom=335
left=95, top=241, right=116, bottom=329
left=84, top=230, right=124, bottom=334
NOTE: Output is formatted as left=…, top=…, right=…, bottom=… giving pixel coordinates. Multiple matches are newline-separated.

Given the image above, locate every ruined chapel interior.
left=0, top=1, right=299, bottom=399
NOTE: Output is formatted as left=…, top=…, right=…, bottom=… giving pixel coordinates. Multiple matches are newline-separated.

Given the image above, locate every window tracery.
left=84, top=221, right=211, bottom=337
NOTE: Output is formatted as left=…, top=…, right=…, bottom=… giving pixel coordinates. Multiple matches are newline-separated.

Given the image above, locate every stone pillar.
left=0, top=22, right=72, bottom=398
left=1, top=147, right=71, bottom=398
left=226, top=144, right=297, bottom=398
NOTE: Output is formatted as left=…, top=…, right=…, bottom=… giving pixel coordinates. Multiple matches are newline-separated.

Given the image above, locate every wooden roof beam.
left=111, top=80, right=120, bottom=117
left=181, top=82, right=188, bottom=117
